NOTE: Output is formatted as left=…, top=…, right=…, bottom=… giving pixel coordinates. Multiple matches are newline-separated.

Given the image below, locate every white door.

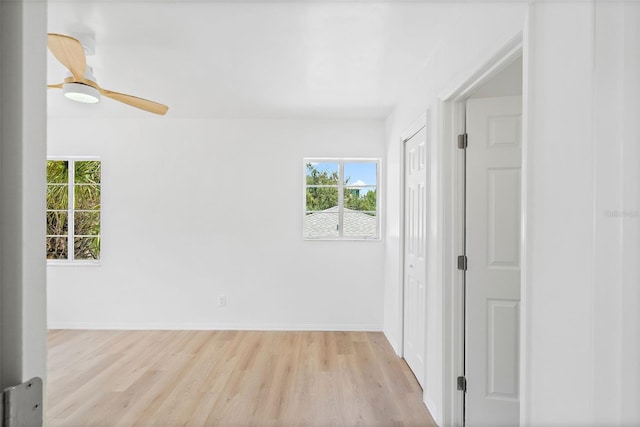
left=465, top=96, right=522, bottom=426
left=403, top=126, right=427, bottom=388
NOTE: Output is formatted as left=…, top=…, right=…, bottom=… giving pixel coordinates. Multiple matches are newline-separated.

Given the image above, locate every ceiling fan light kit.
left=62, top=66, right=100, bottom=103
left=47, top=32, right=169, bottom=115
left=63, top=83, right=100, bottom=103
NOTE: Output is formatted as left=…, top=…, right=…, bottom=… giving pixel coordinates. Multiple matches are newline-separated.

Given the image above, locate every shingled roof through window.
left=304, top=206, right=377, bottom=238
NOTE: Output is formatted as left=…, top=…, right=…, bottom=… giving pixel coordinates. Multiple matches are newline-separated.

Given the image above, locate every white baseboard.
left=47, top=321, right=383, bottom=332
left=383, top=328, right=401, bottom=356
left=424, top=394, right=442, bottom=427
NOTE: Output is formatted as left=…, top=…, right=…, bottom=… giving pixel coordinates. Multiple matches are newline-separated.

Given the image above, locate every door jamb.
left=439, top=33, right=525, bottom=426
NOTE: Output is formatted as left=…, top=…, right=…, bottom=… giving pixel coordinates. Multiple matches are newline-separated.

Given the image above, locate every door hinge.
left=457, top=376, right=467, bottom=392
left=2, top=377, right=43, bottom=426
left=457, top=255, right=467, bottom=271
left=457, top=133, right=468, bottom=149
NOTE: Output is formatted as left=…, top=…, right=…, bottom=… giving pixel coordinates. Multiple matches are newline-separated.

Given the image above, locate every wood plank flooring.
left=48, top=330, right=437, bottom=427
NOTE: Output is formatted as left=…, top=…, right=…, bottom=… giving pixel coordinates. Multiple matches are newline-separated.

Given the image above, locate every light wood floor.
left=48, top=330, right=437, bottom=427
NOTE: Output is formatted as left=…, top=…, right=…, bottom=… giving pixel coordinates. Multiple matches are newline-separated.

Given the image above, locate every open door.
left=464, top=96, right=522, bottom=426
left=0, top=0, right=48, bottom=424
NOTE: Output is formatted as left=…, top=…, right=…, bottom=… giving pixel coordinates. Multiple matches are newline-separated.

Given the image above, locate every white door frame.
left=438, top=33, right=528, bottom=426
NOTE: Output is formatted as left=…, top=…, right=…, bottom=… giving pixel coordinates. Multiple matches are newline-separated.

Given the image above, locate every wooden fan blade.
left=48, top=33, right=86, bottom=80
left=99, top=88, right=169, bottom=115
left=48, top=83, right=64, bottom=89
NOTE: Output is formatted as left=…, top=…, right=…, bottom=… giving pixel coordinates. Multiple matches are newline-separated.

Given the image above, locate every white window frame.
left=303, top=157, right=381, bottom=241
left=47, top=157, right=102, bottom=266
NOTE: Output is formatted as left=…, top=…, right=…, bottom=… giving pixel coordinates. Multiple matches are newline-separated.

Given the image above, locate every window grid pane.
left=46, top=236, right=68, bottom=260
left=344, top=186, right=377, bottom=212
left=75, top=161, right=101, bottom=184
left=74, top=184, right=101, bottom=210
left=304, top=212, right=339, bottom=238
left=47, top=211, right=69, bottom=235
left=47, top=184, right=68, bottom=210
left=344, top=162, right=377, bottom=186
left=74, top=237, right=101, bottom=260
left=306, top=162, right=339, bottom=186
left=74, top=211, right=101, bottom=236
left=47, top=160, right=68, bottom=184
left=306, top=186, right=339, bottom=212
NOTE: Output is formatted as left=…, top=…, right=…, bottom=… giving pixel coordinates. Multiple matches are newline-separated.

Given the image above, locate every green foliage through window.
left=47, top=159, right=101, bottom=261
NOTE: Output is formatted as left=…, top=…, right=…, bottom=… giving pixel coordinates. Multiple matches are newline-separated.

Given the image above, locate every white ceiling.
left=47, top=1, right=461, bottom=119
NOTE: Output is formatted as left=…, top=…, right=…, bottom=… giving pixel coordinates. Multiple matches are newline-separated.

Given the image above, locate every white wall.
left=382, top=4, right=528, bottom=424
left=525, top=2, right=640, bottom=425
left=47, top=118, right=385, bottom=331
left=524, top=4, right=596, bottom=424
left=618, top=5, right=640, bottom=423
left=384, top=2, right=640, bottom=426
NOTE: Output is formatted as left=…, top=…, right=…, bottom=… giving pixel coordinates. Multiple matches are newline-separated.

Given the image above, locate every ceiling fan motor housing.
left=74, top=32, right=96, bottom=56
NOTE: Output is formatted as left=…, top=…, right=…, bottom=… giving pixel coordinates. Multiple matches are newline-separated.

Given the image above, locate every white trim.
left=519, top=8, right=532, bottom=425
left=400, top=114, right=428, bottom=143
left=69, top=161, right=76, bottom=258
left=439, top=34, right=524, bottom=102
left=47, top=156, right=100, bottom=161
left=385, top=332, right=402, bottom=356
left=425, top=395, right=442, bottom=427
left=47, top=260, right=101, bottom=267
left=439, top=99, right=467, bottom=427
left=303, top=237, right=383, bottom=242
left=47, top=322, right=384, bottom=332
left=439, top=32, right=525, bottom=427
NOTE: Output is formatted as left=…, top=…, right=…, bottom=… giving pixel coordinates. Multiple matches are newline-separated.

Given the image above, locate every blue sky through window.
left=344, top=162, right=376, bottom=187
left=306, top=160, right=377, bottom=194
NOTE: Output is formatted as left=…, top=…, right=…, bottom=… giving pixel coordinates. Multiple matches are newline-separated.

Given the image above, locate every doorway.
left=462, top=58, right=523, bottom=426
left=438, top=39, right=525, bottom=426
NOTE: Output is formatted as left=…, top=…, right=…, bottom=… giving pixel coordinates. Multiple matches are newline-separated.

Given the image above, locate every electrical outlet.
left=218, top=295, right=226, bottom=307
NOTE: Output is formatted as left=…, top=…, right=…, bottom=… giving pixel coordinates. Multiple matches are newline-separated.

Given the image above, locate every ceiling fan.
left=47, top=33, right=169, bottom=115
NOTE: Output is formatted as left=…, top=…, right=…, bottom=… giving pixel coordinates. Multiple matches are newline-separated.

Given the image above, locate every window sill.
left=47, top=260, right=102, bottom=267
left=303, top=237, right=382, bottom=242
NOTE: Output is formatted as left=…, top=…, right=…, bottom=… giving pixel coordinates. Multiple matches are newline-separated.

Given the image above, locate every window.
left=47, top=159, right=101, bottom=262
left=304, top=158, right=379, bottom=240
